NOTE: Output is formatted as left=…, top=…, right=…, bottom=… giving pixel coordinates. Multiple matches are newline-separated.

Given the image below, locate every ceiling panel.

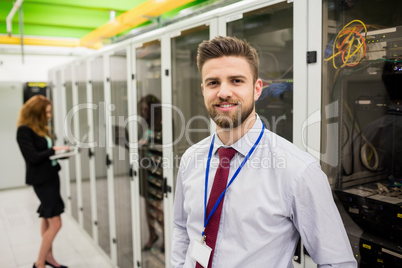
left=0, top=0, right=142, bottom=37
left=0, top=0, right=214, bottom=48
left=19, top=5, right=112, bottom=28
left=22, top=0, right=143, bottom=11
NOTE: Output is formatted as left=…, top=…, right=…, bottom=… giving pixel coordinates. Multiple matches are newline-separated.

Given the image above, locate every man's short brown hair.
left=196, top=36, right=260, bottom=83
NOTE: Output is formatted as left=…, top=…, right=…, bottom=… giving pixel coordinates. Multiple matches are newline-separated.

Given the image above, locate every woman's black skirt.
left=33, top=175, right=64, bottom=218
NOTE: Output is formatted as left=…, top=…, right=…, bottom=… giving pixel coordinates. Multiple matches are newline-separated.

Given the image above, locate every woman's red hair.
left=18, top=95, right=52, bottom=137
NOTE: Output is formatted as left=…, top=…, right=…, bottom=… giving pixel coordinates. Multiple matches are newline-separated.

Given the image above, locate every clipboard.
left=50, top=147, right=78, bottom=160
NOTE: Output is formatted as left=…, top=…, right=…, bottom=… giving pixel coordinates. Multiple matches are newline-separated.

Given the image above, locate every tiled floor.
left=0, top=187, right=114, bottom=268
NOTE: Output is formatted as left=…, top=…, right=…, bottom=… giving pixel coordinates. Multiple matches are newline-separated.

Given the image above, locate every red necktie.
left=196, top=147, right=237, bottom=268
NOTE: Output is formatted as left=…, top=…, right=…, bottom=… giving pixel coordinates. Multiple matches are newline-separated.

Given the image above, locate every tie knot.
left=218, top=147, right=237, bottom=167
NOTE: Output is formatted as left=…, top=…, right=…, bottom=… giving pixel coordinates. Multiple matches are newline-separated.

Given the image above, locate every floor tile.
left=0, top=187, right=114, bottom=268
left=0, top=245, right=17, bottom=267
left=12, top=242, right=39, bottom=266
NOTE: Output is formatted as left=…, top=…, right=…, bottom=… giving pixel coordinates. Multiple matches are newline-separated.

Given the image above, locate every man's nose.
left=217, top=83, right=232, bottom=99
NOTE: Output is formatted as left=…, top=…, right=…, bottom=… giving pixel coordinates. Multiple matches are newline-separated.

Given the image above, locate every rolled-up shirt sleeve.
left=290, top=163, right=357, bottom=268
left=172, top=159, right=190, bottom=268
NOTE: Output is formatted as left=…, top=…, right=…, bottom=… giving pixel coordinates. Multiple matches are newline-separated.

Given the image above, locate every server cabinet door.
left=224, top=2, right=294, bottom=143
left=71, top=65, right=84, bottom=228
left=64, top=66, right=79, bottom=222
left=75, top=61, right=93, bottom=237
left=170, top=25, right=211, bottom=191
left=109, top=48, right=134, bottom=268
left=135, top=40, right=165, bottom=268
left=52, top=70, right=70, bottom=206
left=90, top=57, right=111, bottom=257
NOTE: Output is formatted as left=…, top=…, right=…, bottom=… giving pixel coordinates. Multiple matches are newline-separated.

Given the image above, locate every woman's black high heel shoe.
left=45, top=261, right=68, bottom=268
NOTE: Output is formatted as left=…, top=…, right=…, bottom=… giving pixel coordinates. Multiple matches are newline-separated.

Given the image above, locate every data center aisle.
left=0, top=187, right=114, bottom=268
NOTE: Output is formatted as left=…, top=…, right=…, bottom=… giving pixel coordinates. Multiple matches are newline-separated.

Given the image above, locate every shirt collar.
left=212, top=114, right=264, bottom=157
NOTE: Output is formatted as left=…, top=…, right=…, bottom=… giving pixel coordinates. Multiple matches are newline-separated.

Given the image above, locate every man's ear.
left=201, top=83, right=204, bottom=96
left=254, top=78, right=263, bottom=101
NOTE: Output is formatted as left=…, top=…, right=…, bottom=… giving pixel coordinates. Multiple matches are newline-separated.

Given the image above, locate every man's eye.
left=233, top=79, right=243, bottom=84
left=208, top=81, right=218, bottom=86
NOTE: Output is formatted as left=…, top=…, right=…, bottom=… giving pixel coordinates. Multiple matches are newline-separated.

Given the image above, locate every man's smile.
left=214, top=102, right=239, bottom=111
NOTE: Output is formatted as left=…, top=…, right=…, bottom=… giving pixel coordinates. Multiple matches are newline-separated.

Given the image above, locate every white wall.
left=0, top=54, right=75, bottom=82
left=0, top=44, right=94, bottom=82
left=0, top=82, right=25, bottom=189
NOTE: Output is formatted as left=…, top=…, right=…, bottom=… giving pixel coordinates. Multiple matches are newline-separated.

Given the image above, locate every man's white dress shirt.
left=172, top=117, right=357, bottom=267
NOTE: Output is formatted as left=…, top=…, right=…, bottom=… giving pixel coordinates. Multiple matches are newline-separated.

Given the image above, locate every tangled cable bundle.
left=325, top=20, right=367, bottom=69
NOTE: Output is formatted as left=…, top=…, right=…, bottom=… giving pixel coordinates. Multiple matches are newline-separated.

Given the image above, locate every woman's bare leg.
left=35, top=216, right=62, bottom=267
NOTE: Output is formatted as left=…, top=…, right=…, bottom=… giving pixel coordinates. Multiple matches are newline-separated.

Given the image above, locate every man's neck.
left=216, top=113, right=257, bottom=146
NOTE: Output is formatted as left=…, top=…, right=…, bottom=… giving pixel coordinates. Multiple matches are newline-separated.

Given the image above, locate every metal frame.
left=209, top=18, right=219, bottom=135
left=103, top=51, right=118, bottom=265
left=86, top=58, right=100, bottom=244
left=127, top=42, right=142, bottom=268
left=161, top=32, right=174, bottom=268
left=51, top=69, right=69, bottom=206
left=60, top=67, right=72, bottom=216
left=71, top=62, right=84, bottom=228
left=296, top=0, right=322, bottom=267
left=305, top=0, right=323, bottom=160
left=304, top=1, right=322, bottom=267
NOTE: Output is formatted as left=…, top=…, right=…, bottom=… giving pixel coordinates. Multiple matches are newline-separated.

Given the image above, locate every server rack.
left=321, top=1, right=402, bottom=266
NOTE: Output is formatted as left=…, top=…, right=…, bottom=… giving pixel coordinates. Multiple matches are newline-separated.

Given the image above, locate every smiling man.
left=171, top=36, right=356, bottom=268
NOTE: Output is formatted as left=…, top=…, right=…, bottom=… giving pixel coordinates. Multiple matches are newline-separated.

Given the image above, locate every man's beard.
left=206, top=98, right=254, bottom=129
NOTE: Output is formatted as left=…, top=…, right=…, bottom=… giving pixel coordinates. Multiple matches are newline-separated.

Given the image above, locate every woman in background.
left=138, top=94, right=165, bottom=253
left=16, top=95, right=69, bottom=268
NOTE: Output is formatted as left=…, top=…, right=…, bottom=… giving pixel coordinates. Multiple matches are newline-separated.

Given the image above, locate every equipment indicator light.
left=363, top=244, right=371, bottom=250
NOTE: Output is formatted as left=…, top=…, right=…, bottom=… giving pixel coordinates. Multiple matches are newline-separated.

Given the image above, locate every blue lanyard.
left=202, top=120, right=265, bottom=237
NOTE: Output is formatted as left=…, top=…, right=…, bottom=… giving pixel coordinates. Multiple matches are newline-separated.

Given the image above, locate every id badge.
left=189, top=239, right=212, bottom=268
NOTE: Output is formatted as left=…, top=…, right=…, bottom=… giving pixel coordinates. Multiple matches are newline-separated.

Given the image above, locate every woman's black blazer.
left=16, top=125, right=61, bottom=185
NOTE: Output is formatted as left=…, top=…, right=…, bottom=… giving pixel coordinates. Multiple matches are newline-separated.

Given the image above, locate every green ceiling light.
left=80, top=0, right=197, bottom=48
